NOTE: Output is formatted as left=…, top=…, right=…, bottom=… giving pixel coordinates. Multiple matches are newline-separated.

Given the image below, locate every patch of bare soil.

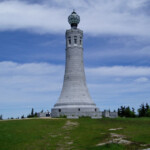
left=97, top=131, right=150, bottom=149
left=97, top=132, right=132, bottom=146
left=67, top=141, right=73, bottom=145
left=108, top=127, right=123, bottom=131
left=64, top=136, right=70, bottom=139
left=62, top=120, right=78, bottom=130
left=49, top=134, right=61, bottom=138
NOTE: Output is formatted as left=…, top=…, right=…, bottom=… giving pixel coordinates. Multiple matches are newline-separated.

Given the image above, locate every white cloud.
left=0, top=61, right=64, bottom=93
left=86, top=66, right=150, bottom=77
left=0, top=61, right=64, bottom=76
left=0, top=0, right=149, bottom=36
left=0, top=1, right=68, bottom=33
left=134, top=77, right=149, bottom=83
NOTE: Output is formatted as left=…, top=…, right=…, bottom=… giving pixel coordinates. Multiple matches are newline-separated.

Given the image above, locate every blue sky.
left=0, top=0, right=150, bottom=119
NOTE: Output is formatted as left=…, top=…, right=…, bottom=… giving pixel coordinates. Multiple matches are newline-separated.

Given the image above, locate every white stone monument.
left=51, top=11, right=102, bottom=118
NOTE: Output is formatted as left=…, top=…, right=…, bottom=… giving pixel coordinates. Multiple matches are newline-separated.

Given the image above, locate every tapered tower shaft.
left=56, top=28, right=95, bottom=106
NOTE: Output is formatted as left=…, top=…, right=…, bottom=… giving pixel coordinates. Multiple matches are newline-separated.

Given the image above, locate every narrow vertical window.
left=80, top=37, right=82, bottom=45
left=68, top=37, right=71, bottom=45
left=74, top=36, right=77, bottom=44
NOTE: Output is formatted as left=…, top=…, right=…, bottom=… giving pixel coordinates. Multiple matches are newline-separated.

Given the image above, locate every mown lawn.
left=0, top=117, right=150, bottom=150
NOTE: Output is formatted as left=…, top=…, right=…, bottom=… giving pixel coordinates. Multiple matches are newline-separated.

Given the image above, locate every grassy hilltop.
left=0, top=118, right=150, bottom=150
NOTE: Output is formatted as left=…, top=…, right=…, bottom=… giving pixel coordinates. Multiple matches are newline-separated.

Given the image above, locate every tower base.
left=51, top=107, right=102, bottom=118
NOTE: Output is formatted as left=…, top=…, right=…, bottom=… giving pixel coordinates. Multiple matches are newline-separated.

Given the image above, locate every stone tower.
left=51, top=11, right=102, bottom=118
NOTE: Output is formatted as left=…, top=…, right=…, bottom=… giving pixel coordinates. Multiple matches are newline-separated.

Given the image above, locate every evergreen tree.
left=21, top=115, right=24, bottom=119
left=145, top=103, right=150, bottom=117
left=138, top=103, right=146, bottom=117
left=125, top=106, right=131, bottom=117
left=145, top=103, right=149, bottom=111
left=118, top=106, right=136, bottom=117
left=31, top=108, right=34, bottom=117
left=120, top=106, right=125, bottom=117
left=0, top=115, right=2, bottom=120
left=138, top=103, right=150, bottom=117
left=146, top=109, right=150, bottom=117
left=27, top=108, right=38, bottom=118
left=118, top=108, right=121, bottom=117
left=131, top=107, right=136, bottom=117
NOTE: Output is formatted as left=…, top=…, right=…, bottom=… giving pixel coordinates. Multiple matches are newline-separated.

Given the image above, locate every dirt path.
left=56, top=120, right=79, bottom=150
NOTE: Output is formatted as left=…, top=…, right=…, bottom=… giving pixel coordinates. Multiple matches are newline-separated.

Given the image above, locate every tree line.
left=118, top=103, right=150, bottom=117
left=1, top=103, right=150, bottom=120
left=0, top=108, right=39, bottom=120
left=20, top=108, right=39, bottom=119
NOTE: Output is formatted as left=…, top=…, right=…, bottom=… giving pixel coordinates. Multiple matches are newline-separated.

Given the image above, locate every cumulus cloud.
left=0, top=0, right=149, bottom=36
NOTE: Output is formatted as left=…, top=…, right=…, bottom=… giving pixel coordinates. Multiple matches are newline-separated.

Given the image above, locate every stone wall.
left=102, top=110, right=118, bottom=118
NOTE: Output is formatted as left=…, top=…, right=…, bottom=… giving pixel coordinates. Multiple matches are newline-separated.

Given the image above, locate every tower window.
left=59, top=109, right=61, bottom=112
left=74, top=36, right=77, bottom=44
left=95, top=109, right=97, bottom=112
left=68, top=37, right=71, bottom=44
left=78, top=108, right=80, bottom=111
left=80, top=37, right=82, bottom=45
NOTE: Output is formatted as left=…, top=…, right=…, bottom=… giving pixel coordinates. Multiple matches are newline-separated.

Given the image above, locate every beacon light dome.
left=68, top=10, right=80, bottom=27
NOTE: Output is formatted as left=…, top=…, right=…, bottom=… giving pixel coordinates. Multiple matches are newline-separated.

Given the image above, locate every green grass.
left=0, top=117, right=150, bottom=150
